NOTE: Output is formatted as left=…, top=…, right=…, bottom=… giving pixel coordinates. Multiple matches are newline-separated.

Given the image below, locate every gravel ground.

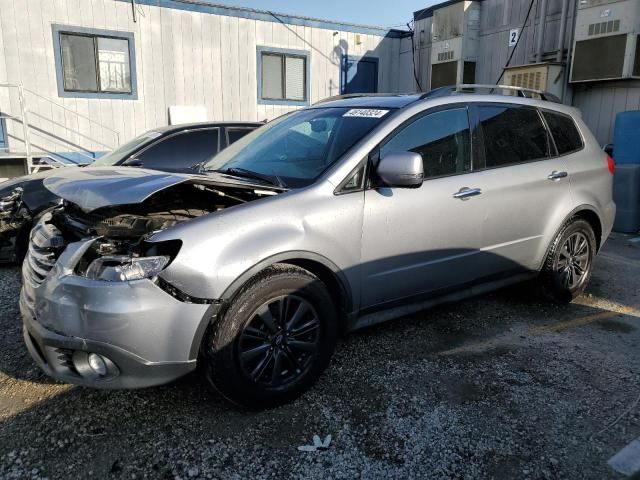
left=0, top=235, right=639, bottom=479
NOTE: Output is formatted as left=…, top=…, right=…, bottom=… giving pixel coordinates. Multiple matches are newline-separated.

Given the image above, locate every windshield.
left=204, top=107, right=391, bottom=188
left=91, top=131, right=162, bottom=167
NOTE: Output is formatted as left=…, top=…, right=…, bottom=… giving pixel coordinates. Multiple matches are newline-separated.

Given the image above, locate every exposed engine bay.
left=43, top=181, right=279, bottom=281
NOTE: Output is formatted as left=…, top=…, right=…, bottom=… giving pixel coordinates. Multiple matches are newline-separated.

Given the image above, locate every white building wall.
left=0, top=0, right=406, bottom=157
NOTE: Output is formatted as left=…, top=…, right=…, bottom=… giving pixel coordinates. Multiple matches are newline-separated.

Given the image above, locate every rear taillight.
left=607, top=155, right=615, bottom=175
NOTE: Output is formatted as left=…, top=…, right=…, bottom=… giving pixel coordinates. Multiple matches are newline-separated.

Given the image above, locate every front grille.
left=54, top=348, right=80, bottom=376
left=25, top=244, right=56, bottom=285
left=28, top=332, right=47, bottom=365
left=23, top=216, right=66, bottom=288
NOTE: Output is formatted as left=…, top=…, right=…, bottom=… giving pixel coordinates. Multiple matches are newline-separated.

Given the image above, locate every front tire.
left=200, top=264, right=338, bottom=409
left=541, top=218, right=596, bottom=303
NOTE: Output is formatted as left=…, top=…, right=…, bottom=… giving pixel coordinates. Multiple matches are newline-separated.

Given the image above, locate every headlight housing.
left=0, top=187, right=24, bottom=217
left=85, top=255, right=169, bottom=282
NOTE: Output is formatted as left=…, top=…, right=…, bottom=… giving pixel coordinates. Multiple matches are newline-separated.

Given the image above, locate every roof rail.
left=420, top=84, right=562, bottom=103
left=313, top=93, right=414, bottom=105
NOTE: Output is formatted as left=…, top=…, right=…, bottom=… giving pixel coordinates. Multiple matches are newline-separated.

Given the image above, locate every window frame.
left=225, top=126, right=257, bottom=148
left=366, top=103, right=477, bottom=188
left=340, top=55, right=380, bottom=95
left=538, top=108, right=586, bottom=158
left=52, top=24, right=137, bottom=100
left=335, top=158, right=369, bottom=195
left=470, top=102, right=553, bottom=171
left=0, top=113, right=6, bottom=150
left=127, top=128, right=221, bottom=168
left=257, top=46, right=310, bottom=106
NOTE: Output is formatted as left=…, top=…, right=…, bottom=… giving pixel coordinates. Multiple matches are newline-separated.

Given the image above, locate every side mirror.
left=376, top=152, right=424, bottom=188
left=125, top=157, right=143, bottom=167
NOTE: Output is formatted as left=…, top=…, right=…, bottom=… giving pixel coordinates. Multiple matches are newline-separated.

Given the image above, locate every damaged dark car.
left=0, top=121, right=261, bottom=263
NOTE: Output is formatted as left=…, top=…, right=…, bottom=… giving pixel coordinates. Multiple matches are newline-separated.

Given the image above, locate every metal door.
left=360, top=105, right=485, bottom=309
left=341, top=56, right=379, bottom=94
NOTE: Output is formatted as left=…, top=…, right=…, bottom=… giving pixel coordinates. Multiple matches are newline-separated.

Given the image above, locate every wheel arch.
left=536, top=204, right=604, bottom=273
left=572, top=208, right=603, bottom=252
left=190, top=251, right=355, bottom=358
left=221, top=251, right=354, bottom=319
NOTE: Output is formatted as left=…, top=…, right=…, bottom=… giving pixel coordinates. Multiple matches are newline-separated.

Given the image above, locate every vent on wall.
left=437, top=51, right=454, bottom=62
left=572, top=34, right=627, bottom=81
left=588, top=19, right=621, bottom=36
left=431, top=61, right=458, bottom=88
left=508, top=70, right=544, bottom=90
left=504, top=63, right=565, bottom=99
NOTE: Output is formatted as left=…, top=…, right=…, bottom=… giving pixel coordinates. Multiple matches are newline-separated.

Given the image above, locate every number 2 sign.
left=509, top=29, right=520, bottom=47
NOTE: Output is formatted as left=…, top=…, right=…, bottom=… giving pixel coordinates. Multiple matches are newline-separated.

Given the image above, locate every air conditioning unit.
left=430, top=1, right=480, bottom=89
left=570, top=0, right=640, bottom=82
left=504, top=63, right=566, bottom=99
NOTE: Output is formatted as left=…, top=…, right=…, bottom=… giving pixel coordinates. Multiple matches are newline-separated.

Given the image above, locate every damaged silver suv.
left=20, top=87, right=616, bottom=408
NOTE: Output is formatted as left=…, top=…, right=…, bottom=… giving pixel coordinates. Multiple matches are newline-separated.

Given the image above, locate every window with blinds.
left=260, top=50, right=307, bottom=102
left=59, top=32, right=132, bottom=94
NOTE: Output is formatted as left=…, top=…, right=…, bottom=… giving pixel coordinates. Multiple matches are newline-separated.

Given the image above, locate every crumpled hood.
left=43, top=167, right=190, bottom=212
left=0, top=167, right=73, bottom=194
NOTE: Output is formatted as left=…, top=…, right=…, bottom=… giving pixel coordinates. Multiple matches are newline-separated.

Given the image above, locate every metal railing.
left=0, top=83, right=121, bottom=174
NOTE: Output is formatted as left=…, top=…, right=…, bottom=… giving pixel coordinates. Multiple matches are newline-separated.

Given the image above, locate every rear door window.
left=227, top=127, right=255, bottom=146
left=478, top=105, right=550, bottom=168
left=542, top=111, right=584, bottom=155
left=380, top=107, right=472, bottom=179
left=137, top=129, right=219, bottom=172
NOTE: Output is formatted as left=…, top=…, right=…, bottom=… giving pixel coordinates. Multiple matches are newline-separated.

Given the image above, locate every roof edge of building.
left=414, top=0, right=485, bottom=22
left=119, top=0, right=409, bottom=37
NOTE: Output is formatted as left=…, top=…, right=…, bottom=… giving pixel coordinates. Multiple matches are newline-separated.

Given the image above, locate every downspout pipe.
left=535, top=0, right=549, bottom=62
left=556, top=0, right=570, bottom=62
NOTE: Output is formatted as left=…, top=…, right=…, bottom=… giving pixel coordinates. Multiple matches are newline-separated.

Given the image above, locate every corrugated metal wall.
left=475, top=0, right=574, bottom=84
left=413, top=16, right=432, bottom=91
left=573, top=81, right=640, bottom=146
left=0, top=0, right=406, bottom=155
left=411, top=0, right=640, bottom=145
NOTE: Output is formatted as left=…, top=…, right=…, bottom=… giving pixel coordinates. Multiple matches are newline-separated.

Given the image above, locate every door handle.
left=453, top=187, right=482, bottom=200
left=548, top=170, right=568, bottom=180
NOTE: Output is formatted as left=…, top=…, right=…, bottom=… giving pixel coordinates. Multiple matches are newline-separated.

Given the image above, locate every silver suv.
left=20, top=87, right=616, bottom=408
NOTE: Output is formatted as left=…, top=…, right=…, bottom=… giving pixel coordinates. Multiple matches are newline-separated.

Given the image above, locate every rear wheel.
left=200, top=264, right=338, bottom=409
left=541, top=218, right=596, bottom=303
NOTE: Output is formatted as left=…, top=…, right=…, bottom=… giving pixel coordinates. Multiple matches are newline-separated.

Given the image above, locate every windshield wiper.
left=207, top=167, right=287, bottom=189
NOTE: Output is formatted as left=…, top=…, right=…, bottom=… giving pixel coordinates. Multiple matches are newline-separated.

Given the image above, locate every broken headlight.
left=0, top=187, right=24, bottom=218
left=85, top=255, right=170, bottom=282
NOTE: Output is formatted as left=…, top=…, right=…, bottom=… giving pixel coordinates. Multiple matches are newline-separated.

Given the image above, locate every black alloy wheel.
left=238, top=295, right=320, bottom=387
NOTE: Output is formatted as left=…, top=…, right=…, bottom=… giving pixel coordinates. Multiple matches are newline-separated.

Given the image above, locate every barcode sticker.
left=343, top=109, right=389, bottom=118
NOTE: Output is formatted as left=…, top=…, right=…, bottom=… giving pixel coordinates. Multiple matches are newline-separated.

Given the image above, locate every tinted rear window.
left=479, top=105, right=550, bottom=168
left=227, top=128, right=254, bottom=145
left=138, top=129, right=219, bottom=172
left=542, top=111, right=583, bottom=155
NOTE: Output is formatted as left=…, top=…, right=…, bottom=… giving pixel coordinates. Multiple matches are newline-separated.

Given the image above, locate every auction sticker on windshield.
left=343, top=109, right=389, bottom=118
